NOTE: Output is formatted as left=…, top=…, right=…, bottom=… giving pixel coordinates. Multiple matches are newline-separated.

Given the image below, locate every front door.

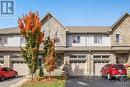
left=56, top=53, right=64, bottom=68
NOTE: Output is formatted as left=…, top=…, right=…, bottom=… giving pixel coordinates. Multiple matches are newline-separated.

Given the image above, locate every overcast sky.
left=0, top=0, right=130, bottom=29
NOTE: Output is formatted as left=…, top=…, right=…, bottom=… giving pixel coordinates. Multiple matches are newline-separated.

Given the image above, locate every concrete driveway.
left=66, top=76, right=130, bottom=87
left=0, top=76, right=23, bottom=87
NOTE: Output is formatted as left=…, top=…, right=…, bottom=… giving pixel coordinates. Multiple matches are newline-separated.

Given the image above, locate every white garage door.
left=13, top=62, right=29, bottom=76
left=94, top=61, right=108, bottom=76
left=93, top=55, right=110, bottom=76
left=70, top=60, right=86, bottom=76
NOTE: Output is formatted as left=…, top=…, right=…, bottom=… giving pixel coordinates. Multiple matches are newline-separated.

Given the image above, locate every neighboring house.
left=0, top=13, right=130, bottom=76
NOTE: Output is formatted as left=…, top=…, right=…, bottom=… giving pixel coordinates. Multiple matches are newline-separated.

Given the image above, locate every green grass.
left=20, top=80, right=65, bottom=87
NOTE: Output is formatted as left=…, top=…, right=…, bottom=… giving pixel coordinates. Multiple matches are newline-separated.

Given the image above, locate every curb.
left=9, top=78, right=29, bottom=87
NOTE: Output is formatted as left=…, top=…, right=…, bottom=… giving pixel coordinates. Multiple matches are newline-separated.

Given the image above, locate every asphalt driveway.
left=0, top=76, right=23, bottom=87
left=66, top=76, right=130, bottom=87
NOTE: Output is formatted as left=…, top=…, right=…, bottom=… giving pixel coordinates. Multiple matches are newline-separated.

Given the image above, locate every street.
left=0, top=76, right=23, bottom=87
left=66, top=76, right=130, bottom=87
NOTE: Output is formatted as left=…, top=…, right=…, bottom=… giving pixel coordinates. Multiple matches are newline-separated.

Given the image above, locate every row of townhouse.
left=0, top=12, right=130, bottom=76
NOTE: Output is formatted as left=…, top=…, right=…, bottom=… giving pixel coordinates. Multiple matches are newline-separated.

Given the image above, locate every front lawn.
left=20, top=79, right=65, bottom=87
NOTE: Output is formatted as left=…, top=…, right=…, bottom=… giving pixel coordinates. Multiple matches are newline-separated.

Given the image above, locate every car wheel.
left=118, top=76, right=127, bottom=81
left=1, top=76, right=5, bottom=81
left=107, top=74, right=111, bottom=80
left=14, top=73, right=18, bottom=78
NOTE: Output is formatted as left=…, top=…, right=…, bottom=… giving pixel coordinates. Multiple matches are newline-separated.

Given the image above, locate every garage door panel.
left=94, top=62, right=107, bottom=76
left=70, top=61, right=86, bottom=76
left=13, top=63, right=29, bottom=76
left=93, top=55, right=110, bottom=76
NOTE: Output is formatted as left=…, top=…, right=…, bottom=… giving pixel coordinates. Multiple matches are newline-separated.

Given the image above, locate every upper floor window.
left=116, top=34, right=120, bottom=43
left=72, top=36, right=80, bottom=43
left=94, top=35, right=102, bottom=44
left=20, top=37, right=25, bottom=44
left=0, top=37, right=8, bottom=45
left=4, top=37, right=7, bottom=44
left=0, top=38, right=3, bottom=45
left=55, top=30, right=60, bottom=43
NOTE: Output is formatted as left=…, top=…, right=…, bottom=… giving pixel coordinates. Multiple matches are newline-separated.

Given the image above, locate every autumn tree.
left=43, top=37, right=56, bottom=80
left=18, top=11, right=44, bottom=80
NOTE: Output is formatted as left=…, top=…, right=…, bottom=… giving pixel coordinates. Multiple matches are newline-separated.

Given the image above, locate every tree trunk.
left=31, top=73, right=34, bottom=80
left=49, top=72, right=51, bottom=80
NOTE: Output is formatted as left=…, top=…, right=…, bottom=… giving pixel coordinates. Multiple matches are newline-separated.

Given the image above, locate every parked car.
left=0, top=67, right=18, bottom=81
left=101, top=64, right=127, bottom=81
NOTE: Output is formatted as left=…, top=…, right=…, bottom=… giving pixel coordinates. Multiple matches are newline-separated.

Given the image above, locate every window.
left=0, top=37, right=8, bottom=45
left=102, top=55, right=110, bottom=58
left=93, top=55, right=101, bottom=58
left=70, top=55, right=77, bottom=58
left=70, top=55, right=86, bottom=58
left=72, top=36, right=80, bottom=43
left=116, top=34, right=120, bottom=43
left=77, top=36, right=80, bottom=43
left=93, top=55, right=110, bottom=59
left=11, top=54, right=20, bottom=58
left=55, top=34, right=60, bottom=43
left=0, top=38, right=3, bottom=45
left=20, top=37, right=25, bottom=44
left=55, top=30, right=61, bottom=43
left=70, top=60, right=86, bottom=63
left=94, top=35, right=102, bottom=44
left=78, top=55, right=86, bottom=58
left=114, top=65, right=125, bottom=69
left=4, top=37, right=7, bottom=44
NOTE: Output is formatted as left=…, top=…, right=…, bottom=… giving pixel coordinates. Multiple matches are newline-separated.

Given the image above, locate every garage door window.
left=70, top=60, right=86, bottom=63
left=93, top=55, right=101, bottom=58
left=102, top=55, right=109, bottom=58
left=11, top=54, right=21, bottom=58
left=93, top=55, right=110, bottom=59
left=70, top=55, right=77, bottom=58
left=70, top=55, right=86, bottom=58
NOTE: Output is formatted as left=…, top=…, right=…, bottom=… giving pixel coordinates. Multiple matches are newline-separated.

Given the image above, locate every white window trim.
left=94, top=35, right=102, bottom=44
left=72, top=35, right=80, bottom=44
left=115, top=33, right=121, bottom=43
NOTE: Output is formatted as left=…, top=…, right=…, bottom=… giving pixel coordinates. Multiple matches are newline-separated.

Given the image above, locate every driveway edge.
left=9, top=77, right=29, bottom=87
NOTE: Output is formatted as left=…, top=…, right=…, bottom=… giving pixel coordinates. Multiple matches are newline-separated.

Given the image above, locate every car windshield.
left=114, top=65, right=125, bottom=69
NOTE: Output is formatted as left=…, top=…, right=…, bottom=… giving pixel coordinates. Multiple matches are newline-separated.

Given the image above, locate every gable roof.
left=66, top=26, right=110, bottom=33
left=0, top=12, right=129, bottom=34
left=41, top=12, right=68, bottom=31
left=109, top=13, right=130, bottom=32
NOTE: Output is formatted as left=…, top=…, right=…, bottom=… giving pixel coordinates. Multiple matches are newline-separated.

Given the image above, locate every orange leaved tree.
left=18, top=11, right=44, bottom=80
left=44, top=37, right=56, bottom=80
